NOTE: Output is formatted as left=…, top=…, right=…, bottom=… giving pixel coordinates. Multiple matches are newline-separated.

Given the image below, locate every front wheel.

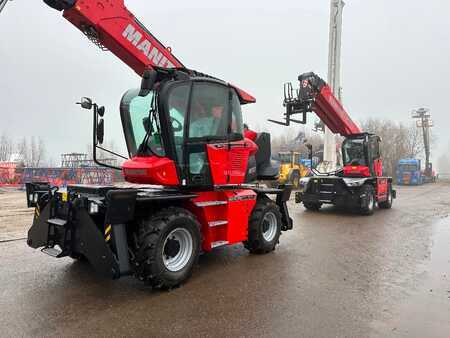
left=244, top=197, right=282, bottom=254
left=360, top=184, right=376, bottom=216
left=135, top=207, right=201, bottom=289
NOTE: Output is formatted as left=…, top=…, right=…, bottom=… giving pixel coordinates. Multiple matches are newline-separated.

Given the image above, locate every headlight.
left=29, top=193, right=38, bottom=203
left=298, top=177, right=311, bottom=191
left=342, top=178, right=366, bottom=187
left=89, top=202, right=99, bottom=214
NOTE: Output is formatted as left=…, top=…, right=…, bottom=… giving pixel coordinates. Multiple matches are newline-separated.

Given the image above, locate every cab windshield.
left=121, top=89, right=165, bottom=157
left=342, top=138, right=367, bottom=166
left=278, top=153, right=292, bottom=164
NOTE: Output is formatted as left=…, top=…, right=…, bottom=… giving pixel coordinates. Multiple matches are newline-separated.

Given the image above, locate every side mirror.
left=139, top=69, right=158, bottom=97
left=80, top=97, right=93, bottom=109
left=97, top=106, right=105, bottom=117
left=97, top=119, right=104, bottom=145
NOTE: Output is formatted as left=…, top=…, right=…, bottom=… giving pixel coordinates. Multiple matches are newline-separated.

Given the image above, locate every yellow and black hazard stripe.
left=105, top=224, right=112, bottom=242
left=34, top=205, right=40, bottom=218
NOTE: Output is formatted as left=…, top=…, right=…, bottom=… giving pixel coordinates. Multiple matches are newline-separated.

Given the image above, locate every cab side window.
left=230, top=90, right=244, bottom=138
left=370, top=137, right=381, bottom=159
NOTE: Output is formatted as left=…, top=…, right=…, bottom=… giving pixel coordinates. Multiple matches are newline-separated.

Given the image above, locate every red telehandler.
left=22, top=0, right=291, bottom=288
left=271, top=72, right=396, bottom=215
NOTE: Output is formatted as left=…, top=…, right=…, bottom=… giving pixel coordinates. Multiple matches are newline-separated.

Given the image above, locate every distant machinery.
left=411, top=108, right=436, bottom=182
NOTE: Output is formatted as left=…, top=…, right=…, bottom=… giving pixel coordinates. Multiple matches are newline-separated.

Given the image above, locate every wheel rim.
left=162, top=228, right=193, bottom=272
left=262, top=211, right=278, bottom=242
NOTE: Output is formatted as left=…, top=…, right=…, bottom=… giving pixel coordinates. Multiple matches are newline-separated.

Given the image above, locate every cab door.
left=182, top=81, right=254, bottom=188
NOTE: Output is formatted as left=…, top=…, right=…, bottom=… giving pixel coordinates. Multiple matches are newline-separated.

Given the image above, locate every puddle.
left=372, top=216, right=450, bottom=337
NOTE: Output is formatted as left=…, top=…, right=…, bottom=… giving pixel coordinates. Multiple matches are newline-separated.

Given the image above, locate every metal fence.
left=0, top=166, right=115, bottom=188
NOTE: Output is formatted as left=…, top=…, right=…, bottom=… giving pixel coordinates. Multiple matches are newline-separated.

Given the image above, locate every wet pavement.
left=0, top=183, right=449, bottom=337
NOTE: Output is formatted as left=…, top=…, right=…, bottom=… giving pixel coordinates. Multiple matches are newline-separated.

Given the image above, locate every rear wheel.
left=360, top=184, right=376, bottom=215
left=303, top=202, right=322, bottom=211
left=378, top=183, right=393, bottom=209
left=135, top=207, right=201, bottom=289
left=244, top=197, right=282, bottom=254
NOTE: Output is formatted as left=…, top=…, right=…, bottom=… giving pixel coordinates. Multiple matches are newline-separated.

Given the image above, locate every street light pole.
left=324, top=0, right=345, bottom=169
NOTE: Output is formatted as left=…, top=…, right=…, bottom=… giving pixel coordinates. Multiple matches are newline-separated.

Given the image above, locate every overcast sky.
left=1, top=0, right=449, bottom=166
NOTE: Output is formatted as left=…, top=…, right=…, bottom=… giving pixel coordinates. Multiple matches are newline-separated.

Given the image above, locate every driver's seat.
left=245, top=132, right=279, bottom=182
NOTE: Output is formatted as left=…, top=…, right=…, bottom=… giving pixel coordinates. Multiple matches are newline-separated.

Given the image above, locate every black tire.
left=134, top=207, right=201, bottom=289
left=359, top=184, right=376, bottom=216
left=378, top=183, right=393, bottom=209
left=244, top=197, right=282, bottom=254
left=303, top=202, right=322, bottom=211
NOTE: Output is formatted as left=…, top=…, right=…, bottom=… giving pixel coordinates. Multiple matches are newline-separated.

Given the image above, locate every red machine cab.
left=120, top=76, right=258, bottom=188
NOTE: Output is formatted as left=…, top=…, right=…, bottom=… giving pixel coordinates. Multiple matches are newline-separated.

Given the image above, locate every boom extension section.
left=44, top=0, right=183, bottom=72
left=270, top=72, right=361, bottom=137
left=42, top=0, right=255, bottom=103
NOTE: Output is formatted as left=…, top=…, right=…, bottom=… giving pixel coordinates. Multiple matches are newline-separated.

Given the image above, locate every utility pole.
left=412, top=107, right=433, bottom=176
left=324, top=0, right=345, bottom=169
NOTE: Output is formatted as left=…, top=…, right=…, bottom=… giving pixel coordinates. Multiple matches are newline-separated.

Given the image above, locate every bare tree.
left=16, top=137, right=29, bottom=165
left=361, top=118, right=425, bottom=179
left=29, top=136, right=46, bottom=167
left=0, top=132, right=13, bottom=162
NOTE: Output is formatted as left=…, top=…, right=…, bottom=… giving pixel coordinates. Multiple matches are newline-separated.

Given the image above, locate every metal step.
left=41, top=246, right=62, bottom=257
left=47, top=218, right=67, bottom=227
left=211, top=240, right=229, bottom=248
left=208, top=220, right=228, bottom=228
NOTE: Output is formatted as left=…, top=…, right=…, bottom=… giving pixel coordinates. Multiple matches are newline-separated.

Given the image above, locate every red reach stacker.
left=272, top=73, right=396, bottom=215
left=23, top=0, right=291, bottom=288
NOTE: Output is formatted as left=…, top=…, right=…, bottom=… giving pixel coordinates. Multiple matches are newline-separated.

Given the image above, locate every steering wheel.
left=170, top=117, right=183, bottom=132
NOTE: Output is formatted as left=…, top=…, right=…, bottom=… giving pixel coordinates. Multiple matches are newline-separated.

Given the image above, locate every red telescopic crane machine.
left=271, top=72, right=395, bottom=215
left=24, top=0, right=291, bottom=289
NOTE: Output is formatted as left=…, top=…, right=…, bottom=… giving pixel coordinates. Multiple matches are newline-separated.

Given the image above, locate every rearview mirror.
left=139, top=69, right=158, bottom=97
left=80, top=97, right=93, bottom=109
left=97, top=119, right=104, bottom=145
left=97, top=106, right=105, bottom=117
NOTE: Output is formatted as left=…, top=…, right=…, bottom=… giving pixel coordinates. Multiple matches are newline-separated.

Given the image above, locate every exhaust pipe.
left=43, top=0, right=76, bottom=11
